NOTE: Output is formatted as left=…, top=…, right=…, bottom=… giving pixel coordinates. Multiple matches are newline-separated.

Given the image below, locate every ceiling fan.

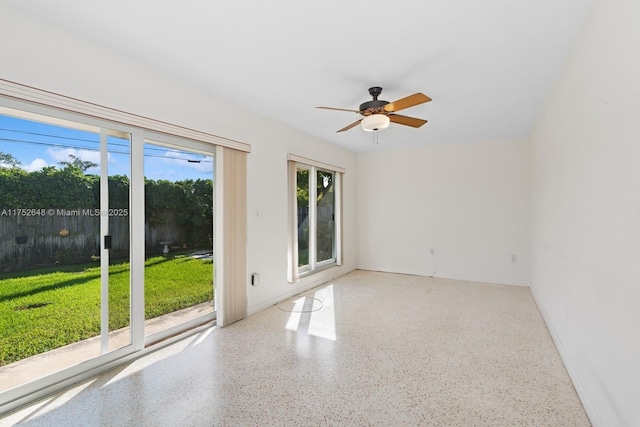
left=317, top=87, right=431, bottom=133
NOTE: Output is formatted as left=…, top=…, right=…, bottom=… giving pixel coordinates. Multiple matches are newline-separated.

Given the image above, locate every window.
left=288, top=155, right=343, bottom=282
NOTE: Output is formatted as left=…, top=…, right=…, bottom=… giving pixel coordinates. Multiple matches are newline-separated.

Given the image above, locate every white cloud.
left=0, top=158, right=48, bottom=171
left=23, top=158, right=49, bottom=172
left=47, top=147, right=104, bottom=172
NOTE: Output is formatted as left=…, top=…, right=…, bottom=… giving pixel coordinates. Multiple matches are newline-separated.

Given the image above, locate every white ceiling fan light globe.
left=361, top=114, right=390, bottom=132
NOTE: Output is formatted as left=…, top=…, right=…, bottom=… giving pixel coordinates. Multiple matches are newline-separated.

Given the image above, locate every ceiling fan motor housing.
left=359, top=100, right=389, bottom=114
left=360, top=87, right=389, bottom=115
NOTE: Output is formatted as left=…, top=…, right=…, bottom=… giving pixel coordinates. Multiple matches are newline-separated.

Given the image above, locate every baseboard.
left=529, top=286, right=600, bottom=427
left=356, top=267, right=531, bottom=287
left=434, top=272, right=530, bottom=287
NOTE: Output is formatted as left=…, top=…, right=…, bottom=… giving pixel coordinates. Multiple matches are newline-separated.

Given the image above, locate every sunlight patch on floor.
left=284, top=284, right=336, bottom=341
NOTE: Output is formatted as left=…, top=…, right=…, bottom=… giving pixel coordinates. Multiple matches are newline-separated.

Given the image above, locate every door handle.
left=104, top=235, right=112, bottom=250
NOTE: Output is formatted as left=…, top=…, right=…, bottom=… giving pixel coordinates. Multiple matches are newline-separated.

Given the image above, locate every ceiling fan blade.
left=383, top=93, right=432, bottom=113
left=389, top=114, right=428, bottom=128
left=317, top=106, right=361, bottom=113
left=337, top=119, right=362, bottom=132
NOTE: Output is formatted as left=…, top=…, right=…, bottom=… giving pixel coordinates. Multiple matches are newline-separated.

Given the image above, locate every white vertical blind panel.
left=217, top=147, right=248, bottom=326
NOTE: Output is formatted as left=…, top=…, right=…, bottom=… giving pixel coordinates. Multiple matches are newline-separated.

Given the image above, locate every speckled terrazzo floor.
left=1, top=270, right=591, bottom=426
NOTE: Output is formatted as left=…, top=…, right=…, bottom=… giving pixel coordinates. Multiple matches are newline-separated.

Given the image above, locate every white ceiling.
left=7, top=0, right=593, bottom=152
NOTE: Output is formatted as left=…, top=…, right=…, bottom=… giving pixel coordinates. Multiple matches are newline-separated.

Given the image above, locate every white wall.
left=0, top=4, right=357, bottom=315
left=356, top=138, right=530, bottom=286
left=8, top=1, right=638, bottom=424
left=530, top=0, right=640, bottom=425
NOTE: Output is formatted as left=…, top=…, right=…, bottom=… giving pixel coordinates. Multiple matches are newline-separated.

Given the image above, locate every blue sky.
left=0, top=114, right=213, bottom=181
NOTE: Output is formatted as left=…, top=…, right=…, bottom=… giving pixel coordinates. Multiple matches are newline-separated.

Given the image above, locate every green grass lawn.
left=0, top=253, right=213, bottom=366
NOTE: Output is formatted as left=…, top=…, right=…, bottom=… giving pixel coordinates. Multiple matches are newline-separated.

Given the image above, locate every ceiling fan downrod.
left=368, top=86, right=383, bottom=100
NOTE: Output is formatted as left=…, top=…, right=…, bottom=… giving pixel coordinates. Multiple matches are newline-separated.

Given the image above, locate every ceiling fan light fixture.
left=361, top=114, right=390, bottom=132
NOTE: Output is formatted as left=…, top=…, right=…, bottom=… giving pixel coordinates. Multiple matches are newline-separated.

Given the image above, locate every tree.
left=296, top=169, right=334, bottom=206
left=0, top=151, right=22, bottom=168
left=58, top=154, right=97, bottom=172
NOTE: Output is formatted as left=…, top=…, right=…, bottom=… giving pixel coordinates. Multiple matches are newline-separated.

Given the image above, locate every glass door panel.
left=0, top=110, right=131, bottom=393
left=316, top=169, right=335, bottom=263
left=105, top=130, right=131, bottom=351
left=296, top=167, right=310, bottom=270
left=143, top=140, right=214, bottom=339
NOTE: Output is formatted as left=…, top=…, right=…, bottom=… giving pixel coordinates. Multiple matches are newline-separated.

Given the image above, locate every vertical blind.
left=216, top=147, right=248, bottom=326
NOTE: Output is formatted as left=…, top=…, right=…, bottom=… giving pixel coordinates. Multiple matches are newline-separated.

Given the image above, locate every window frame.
left=287, top=155, right=343, bottom=283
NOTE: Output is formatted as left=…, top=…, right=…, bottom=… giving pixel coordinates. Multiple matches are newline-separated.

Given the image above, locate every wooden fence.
left=0, top=210, right=201, bottom=272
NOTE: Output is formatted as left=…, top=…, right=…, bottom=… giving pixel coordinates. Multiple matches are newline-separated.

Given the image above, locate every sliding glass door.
left=0, top=71, right=254, bottom=417
left=0, top=109, right=133, bottom=394
left=142, top=139, right=215, bottom=342
left=0, top=96, right=218, bottom=412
